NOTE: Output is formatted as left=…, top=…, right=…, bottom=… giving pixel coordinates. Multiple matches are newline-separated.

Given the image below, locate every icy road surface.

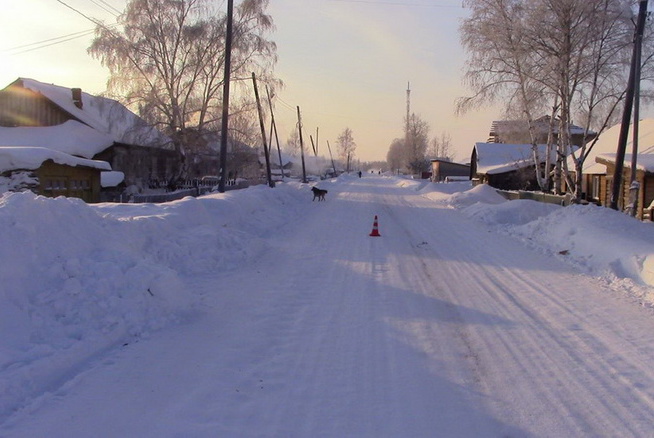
left=5, top=177, right=654, bottom=437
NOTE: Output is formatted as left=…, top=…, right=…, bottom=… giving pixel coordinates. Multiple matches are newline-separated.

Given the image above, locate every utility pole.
left=327, top=140, right=337, bottom=177
left=265, top=85, right=284, bottom=181
left=252, top=72, right=274, bottom=188
left=297, top=106, right=308, bottom=183
left=610, top=0, right=648, bottom=210
left=405, top=82, right=411, bottom=173
left=218, top=0, right=234, bottom=193
left=310, top=135, right=317, bottom=157
left=628, top=0, right=647, bottom=217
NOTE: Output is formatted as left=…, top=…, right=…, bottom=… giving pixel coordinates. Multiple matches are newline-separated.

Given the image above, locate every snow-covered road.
left=4, top=177, right=654, bottom=437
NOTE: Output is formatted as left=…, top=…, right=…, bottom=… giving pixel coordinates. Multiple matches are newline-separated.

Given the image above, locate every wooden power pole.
left=297, top=106, right=308, bottom=183
left=252, top=72, right=273, bottom=188
left=218, top=0, right=234, bottom=193
left=610, top=0, right=648, bottom=210
left=266, top=85, right=284, bottom=181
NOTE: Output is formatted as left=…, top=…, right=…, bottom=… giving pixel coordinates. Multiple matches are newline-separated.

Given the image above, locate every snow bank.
left=0, top=181, right=311, bottom=421
left=417, top=180, right=654, bottom=294
left=3, top=175, right=654, bottom=422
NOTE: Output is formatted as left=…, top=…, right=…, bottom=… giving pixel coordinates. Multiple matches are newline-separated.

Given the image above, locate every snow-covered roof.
left=101, top=171, right=125, bottom=187
left=0, top=121, right=113, bottom=159
left=15, top=78, right=173, bottom=149
left=0, top=146, right=111, bottom=173
left=474, top=142, right=553, bottom=175
left=596, top=153, right=654, bottom=173
left=582, top=119, right=654, bottom=174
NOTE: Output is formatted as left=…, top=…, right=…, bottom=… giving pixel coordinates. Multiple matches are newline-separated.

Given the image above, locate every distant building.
left=430, top=159, right=470, bottom=183
left=470, top=142, right=556, bottom=191
left=488, top=115, right=596, bottom=147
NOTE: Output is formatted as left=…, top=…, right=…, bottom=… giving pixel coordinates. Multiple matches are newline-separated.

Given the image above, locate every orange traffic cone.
left=369, top=215, right=381, bottom=237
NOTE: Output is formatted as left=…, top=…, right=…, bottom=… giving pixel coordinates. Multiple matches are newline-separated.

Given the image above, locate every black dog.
left=311, top=186, right=328, bottom=201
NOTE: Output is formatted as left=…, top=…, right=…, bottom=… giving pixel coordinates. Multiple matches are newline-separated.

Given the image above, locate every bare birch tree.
left=284, top=130, right=300, bottom=156
left=428, top=132, right=454, bottom=162
left=386, top=138, right=405, bottom=172
left=459, top=0, right=640, bottom=200
left=89, top=0, right=278, bottom=177
left=405, top=113, right=430, bottom=174
left=337, top=127, right=357, bottom=172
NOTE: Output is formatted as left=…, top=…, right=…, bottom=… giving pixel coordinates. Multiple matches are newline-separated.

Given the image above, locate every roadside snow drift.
left=1, top=176, right=654, bottom=427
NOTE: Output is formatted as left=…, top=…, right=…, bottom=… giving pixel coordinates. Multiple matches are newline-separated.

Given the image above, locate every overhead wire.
left=88, top=0, right=123, bottom=16
left=3, top=28, right=95, bottom=54
left=55, top=0, right=106, bottom=26
left=84, top=0, right=120, bottom=17
left=326, top=0, right=461, bottom=7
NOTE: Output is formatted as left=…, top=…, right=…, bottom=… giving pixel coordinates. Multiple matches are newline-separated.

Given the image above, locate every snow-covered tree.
left=405, top=113, right=430, bottom=174
left=284, top=130, right=300, bottom=156
left=459, top=0, right=644, bottom=200
left=428, top=132, right=454, bottom=162
left=89, top=0, right=278, bottom=173
left=386, top=138, right=405, bottom=172
left=336, top=127, right=356, bottom=172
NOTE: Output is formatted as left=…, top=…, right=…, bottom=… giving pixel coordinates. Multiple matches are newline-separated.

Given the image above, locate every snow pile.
left=0, top=182, right=309, bottom=421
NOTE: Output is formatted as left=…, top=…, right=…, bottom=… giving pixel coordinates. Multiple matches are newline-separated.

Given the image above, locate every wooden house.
left=470, top=142, right=554, bottom=191
left=0, top=147, right=110, bottom=202
left=568, top=119, right=654, bottom=217
left=594, top=152, right=654, bottom=220
left=0, top=78, right=179, bottom=190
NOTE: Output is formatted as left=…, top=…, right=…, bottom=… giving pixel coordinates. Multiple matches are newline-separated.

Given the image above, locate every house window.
left=592, top=176, right=600, bottom=200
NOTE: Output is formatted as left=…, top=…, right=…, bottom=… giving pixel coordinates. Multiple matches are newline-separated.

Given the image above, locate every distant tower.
left=406, top=82, right=411, bottom=132
left=405, top=82, right=411, bottom=147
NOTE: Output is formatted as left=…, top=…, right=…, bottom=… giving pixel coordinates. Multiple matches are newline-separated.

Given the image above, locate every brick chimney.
left=72, top=88, right=83, bottom=109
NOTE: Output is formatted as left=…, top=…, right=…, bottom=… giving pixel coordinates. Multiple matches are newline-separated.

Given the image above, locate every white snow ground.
left=2, top=175, right=654, bottom=437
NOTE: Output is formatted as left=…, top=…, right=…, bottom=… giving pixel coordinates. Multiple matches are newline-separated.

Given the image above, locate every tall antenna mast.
left=406, top=81, right=411, bottom=132
left=405, top=82, right=411, bottom=153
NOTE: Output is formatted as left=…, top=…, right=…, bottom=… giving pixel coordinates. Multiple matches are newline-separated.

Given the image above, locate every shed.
left=470, top=142, right=554, bottom=191
left=430, top=159, right=470, bottom=182
left=0, top=146, right=111, bottom=202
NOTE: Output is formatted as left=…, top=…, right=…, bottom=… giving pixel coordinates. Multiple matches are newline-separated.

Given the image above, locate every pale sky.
left=0, top=0, right=500, bottom=163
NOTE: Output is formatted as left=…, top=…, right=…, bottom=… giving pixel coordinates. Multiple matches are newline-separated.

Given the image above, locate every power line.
left=55, top=0, right=106, bottom=26
left=88, top=0, right=123, bottom=16
left=326, top=0, right=461, bottom=7
left=83, top=0, right=121, bottom=17
left=3, top=29, right=94, bottom=53
left=3, top=24, right=118, bottom=56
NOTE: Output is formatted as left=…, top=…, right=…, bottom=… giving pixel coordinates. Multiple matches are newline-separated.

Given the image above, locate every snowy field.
left=2, top=175, right=654, bottom=437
